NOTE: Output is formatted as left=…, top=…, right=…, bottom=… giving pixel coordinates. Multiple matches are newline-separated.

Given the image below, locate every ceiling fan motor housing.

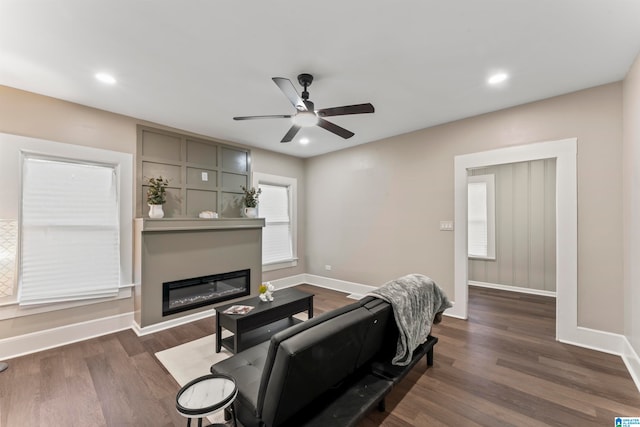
left=234, top=73, right=374, bottom=143
left=297, top=73, right=314, bottom=87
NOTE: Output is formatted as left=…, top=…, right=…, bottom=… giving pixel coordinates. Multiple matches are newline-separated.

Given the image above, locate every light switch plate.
left=440, top=221, right=454, bottom=231
left=201, top=172, right=208, bottom=181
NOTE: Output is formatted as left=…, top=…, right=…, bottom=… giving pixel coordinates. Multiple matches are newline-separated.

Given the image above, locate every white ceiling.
left=2, top=1, right=640, bottom=158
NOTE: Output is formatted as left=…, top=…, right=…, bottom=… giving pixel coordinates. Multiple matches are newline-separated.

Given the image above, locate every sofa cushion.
left=356, top=297, right=393, bottom=368
left=210, top=340, right=269, bottom=416
left=254, top=299, right=365, bottom=416
left=261, top=306, right=374, bottom=426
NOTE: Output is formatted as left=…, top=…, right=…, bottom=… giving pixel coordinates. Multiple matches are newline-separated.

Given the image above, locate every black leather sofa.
left=210, top=295, right=438, bottom=427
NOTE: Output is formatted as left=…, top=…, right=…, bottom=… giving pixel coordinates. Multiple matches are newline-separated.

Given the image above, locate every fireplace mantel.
left=138, top=217, right=265, bottom=232
left=134, top=217, right=265, bottom=330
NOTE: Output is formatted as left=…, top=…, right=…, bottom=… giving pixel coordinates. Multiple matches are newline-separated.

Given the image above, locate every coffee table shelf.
left=215, top=288, right=314, bottom=354
left=220, top=317, right=304, bottom=353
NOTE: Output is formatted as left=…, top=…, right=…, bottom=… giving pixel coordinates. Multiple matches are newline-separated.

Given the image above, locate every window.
left=20, top=156, right=121, bottom=305
left=253, top=173, right=297, bottom=271
left=468, top=174, right=496, bottom=260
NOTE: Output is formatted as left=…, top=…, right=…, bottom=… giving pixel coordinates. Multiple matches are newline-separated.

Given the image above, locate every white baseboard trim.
left=132, top=308, right=218, bottom=337
left=559, top=326, right=626, bottom=356
left=559, top=326, right=640, bottom=393
left=3, top=271, right=639, bottom=395
left=268, top=274, right=309, bottom=290
left=301, top=274, right=378, bottom=296
left=622, top=338, right=640, bottom=393
left=0, top=312, right=133, bottom=361
left=469, top=280, right=557, bottom=297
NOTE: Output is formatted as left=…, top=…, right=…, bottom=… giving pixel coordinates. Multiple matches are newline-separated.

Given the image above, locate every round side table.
left=176, top=373, right=238, bottom=427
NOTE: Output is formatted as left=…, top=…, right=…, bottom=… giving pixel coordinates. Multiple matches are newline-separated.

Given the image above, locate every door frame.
left=452, top=138, right=577, bottom=342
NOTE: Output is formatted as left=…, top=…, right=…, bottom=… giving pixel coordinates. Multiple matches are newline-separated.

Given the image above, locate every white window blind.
left=468, top=174, right=496, bottom=259
left=259, top=184, right=293, bottom=264
left=20, top=157, right=120, bottom=305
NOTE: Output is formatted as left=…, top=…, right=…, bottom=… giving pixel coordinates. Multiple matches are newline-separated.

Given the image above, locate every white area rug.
left=155, top=332, right=233, bottom=387
left=156, top=331, right=233, bottom=424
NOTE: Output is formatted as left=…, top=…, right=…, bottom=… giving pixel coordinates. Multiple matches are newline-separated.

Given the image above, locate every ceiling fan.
left=233, top=73, right=375, bottom=143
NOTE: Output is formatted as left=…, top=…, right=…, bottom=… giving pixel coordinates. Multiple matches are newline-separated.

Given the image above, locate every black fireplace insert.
left=162, top=269, right=250, bottom=316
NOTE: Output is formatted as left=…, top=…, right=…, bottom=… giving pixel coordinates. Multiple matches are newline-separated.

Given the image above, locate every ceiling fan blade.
left=233, top=114, right=293, bottom=120
left=316, top=118, right=355, bottom=139
left=281, top=125, right=301, bottom=143
left=316, top=103, right=375, bottom=117
left=272, top=77, right=306, bottom=111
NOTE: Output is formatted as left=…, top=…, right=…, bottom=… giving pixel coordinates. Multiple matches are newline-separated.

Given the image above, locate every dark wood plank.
left=1, top=285, right=638, bottom=426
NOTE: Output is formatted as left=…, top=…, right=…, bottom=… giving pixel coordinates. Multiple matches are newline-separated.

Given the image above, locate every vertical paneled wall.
left=137, top=125, right=251, bottom=218
left=468, top=159, right=556, bottom=292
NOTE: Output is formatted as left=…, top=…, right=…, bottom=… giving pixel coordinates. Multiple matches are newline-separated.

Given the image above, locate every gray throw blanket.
left=367, top=274, right=452, bottom=366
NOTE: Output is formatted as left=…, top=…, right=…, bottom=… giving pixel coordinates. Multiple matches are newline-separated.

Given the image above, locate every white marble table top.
left=177, top=375, right=237, bottom=415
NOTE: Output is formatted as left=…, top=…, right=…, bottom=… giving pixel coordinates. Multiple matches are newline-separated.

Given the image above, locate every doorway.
left=467, top=159, right=557, bottom=297
left=452, top=138, right=577, bottom=342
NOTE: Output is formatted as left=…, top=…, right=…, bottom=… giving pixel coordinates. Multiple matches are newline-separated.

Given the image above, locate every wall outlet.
left=201, top=172, right=208, bottom=181
left=325, top=265, right=332, bottom=271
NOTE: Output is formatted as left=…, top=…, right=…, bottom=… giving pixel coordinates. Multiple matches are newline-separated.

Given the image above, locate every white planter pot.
left=148, top=204, right=164, bottom=219
left=242, top=207, right=258, bottom=218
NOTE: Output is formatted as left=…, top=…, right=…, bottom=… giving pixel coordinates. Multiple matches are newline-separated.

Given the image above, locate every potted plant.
left=241, top=185, right=261, bottom=218
left=146, top=176, right=169, bottom=218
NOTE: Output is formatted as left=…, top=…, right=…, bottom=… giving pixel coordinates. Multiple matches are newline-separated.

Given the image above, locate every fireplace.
left=162, top=269, right=250, bottom=316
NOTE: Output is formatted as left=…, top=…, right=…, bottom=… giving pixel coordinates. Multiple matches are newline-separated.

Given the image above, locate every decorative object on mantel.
left=146, top=176, right=169, bottom=218
left=258, top=282, right=274, bottom=302
left=199, top=211, right=218, bottom=219
left=241, top=185, right=261, bottom=218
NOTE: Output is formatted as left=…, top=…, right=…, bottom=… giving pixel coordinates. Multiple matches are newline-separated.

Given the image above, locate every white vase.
left=242, top=207, right=258, bottom=218
left=148, top=204, right=164, bottom=219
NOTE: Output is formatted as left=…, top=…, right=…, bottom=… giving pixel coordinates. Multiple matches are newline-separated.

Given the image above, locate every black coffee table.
left=215, top=288, right=314, bottom=354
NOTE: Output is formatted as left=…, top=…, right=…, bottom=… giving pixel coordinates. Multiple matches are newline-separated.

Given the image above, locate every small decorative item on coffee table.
left=258, top=282, right=274, bottom=302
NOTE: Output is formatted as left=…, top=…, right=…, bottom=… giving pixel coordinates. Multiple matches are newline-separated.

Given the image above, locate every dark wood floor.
left=1, top=285, right=639, bottom=426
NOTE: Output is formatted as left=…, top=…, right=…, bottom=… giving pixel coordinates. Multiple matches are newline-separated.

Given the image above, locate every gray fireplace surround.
left=134, top=218, right=265, bottom=328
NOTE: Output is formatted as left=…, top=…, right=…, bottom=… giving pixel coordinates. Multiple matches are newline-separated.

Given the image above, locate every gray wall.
left=305, top=82, right=623, bottom=334
left=468, top=159, right=556, bottom=292
left=0, top=79, right=630, bottom=339
left=623, top=52, right=640, bottom=362
left=0, top=85, right=306, bottom=340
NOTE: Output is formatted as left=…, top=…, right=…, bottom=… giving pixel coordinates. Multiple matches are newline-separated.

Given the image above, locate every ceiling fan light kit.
left=234, top=73, right=374, bottom=143
left=292, top=111, right=318, bottom=127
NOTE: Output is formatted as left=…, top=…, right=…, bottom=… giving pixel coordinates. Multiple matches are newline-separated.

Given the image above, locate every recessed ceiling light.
left=95, top=72, right=117, bottom=85
left=300, top=138, right=310, bottom=145
left=488, top=72, right=508, bottom=85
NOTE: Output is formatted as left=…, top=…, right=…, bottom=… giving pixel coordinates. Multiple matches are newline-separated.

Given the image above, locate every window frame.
left=467, top=173, right=496, bottom=260
left=253, top=172, right=298, bottom=272
left=0, top=132, right=133, bottom=318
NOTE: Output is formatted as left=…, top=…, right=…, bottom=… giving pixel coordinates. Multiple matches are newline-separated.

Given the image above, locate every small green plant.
left=146, top=176, right=169, bottom=205
left=241, top=185, right=261, bottom=208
